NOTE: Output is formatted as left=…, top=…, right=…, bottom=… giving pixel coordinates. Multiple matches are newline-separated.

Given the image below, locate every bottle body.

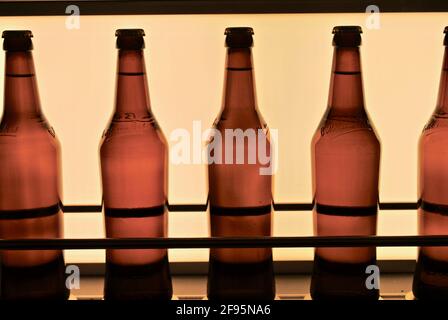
left=100, top=111, right=168, bottom=266
left=0, top=38, right=64, bottom=268
left=413, top=39, right=448, bottom=299
left=208, top=103, right=273, bottom=264
left=310, top=114, right=380, bottom=300
left=208, top=46, right=273, bottom=264
left=312, top=107, right=380, bottom=266
left=100, top=31, right=170, bottom=274
left=310, top=27, right=380, bottom=300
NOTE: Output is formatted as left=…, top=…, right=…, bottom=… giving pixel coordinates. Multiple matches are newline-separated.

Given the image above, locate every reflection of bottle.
left=207, top=27, right=275, bottom=300
left=104, top=255, right=172, bottom=300
left=310, top=26, right=380, bottom=301
left=1, top=255, right=68, bottom=300
left=413, top=27, right=448, bottom=300
left=207, top=256, right=275, bottom=300
left=100, top=29, right=172, bottom=300
left=0, top=30, right=64, bottom=270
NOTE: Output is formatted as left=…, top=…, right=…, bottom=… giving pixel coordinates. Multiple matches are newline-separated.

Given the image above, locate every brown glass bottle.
left=413, top=27, right=448, bottom=300
left=99, top=29, right=171, bottom=285
left=0, top=31, right=64, bottom=269
left=207, top=27, right=275, bottom=300
left=310, top=26, right=380, bottom=300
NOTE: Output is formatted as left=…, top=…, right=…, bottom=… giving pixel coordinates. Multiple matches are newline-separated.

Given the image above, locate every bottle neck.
left=327, top=46, right=365, bottom=115
left=3, top=51, right=42, bottom=118
left=222, top=48, right=256, bottom=110
left=435, top=47, right=448, bottom=114
left=114, top=50, right=151, bottom=117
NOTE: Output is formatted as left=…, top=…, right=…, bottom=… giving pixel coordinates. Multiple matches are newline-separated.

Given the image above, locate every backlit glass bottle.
left=99, top=29, right=172, bottom=299
left=310, top=26, right=380, bottom=300
left=0, top=30, right=67, bottom=300
left=207, top=27, right=275, bottom=300
left=413, top=27, right=448, bottom=300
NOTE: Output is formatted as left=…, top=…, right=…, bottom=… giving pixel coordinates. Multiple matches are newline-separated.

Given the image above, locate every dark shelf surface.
left=1, top=0, right=448, bottom=16
left=70, top=273, right=414, bottom=300
left=0, top=235, right=446, bottom=250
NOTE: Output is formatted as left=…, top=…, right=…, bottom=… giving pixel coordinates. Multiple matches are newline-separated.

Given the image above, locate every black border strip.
left=63, top=205, right=102, bottom=212
left=62, top=202, right=418, bottom=212
left=0, top=235, right=447, bottom=249
left=273, top=203, right=314, bottom=211
left=1, top=0, right=448, bottom=16
left=380, top=202, right=419, bottom=210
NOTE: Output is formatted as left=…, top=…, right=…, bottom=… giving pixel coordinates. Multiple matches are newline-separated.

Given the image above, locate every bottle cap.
left=225, top=27, right=254, bottom=48
left=2, top=30, right=33, bottom=51
left=443, top=26, right=448, bottom=46
left=332, top=26, right=362, bottom=47
left=116, top=29, right=145, bottom=50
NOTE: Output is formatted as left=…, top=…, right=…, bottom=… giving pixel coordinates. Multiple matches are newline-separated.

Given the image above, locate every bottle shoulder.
left=100, top=118, right=167, bottom=151
left=420, top=114, right=448, bottom=147
left=313, top=114, right=380, bottom=151
left=214, top=107, right=267, bottom=131
left=316, top=115, right=377, bottom=135
left=0, top=115, right=59, bottom=143
left=423, top=113, right=448, bottom=131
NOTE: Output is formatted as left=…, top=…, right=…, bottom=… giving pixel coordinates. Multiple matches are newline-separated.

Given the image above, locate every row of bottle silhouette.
left=0, top=26, right=447, bottom=301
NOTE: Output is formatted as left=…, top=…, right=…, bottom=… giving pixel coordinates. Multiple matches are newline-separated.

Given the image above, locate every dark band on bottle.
left=118, top=72, right=145, bottom=76
left=0, top=203, right=61, bottom=220
left=5, top=73, right=34, bottom=77
left=210, top=205, right=272, bottom=216
left=105, top=205, right=166, bottom=218
left=418, top=199, right=448, bottom=215
left=226, top=67, right=252, bottom=71
left=333, top=71, right=361, bottom=75
left=315, top=203, right=377, bottom=216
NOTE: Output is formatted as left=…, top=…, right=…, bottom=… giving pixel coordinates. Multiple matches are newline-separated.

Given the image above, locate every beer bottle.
left=207, top=27, right=275, bottom=300
left=310, top=26, right=380, bottom=300
left=0, top=30, right=67, bottom=300
left=99, top=29, right=172, bottom=299
left=413, top=27, right=448, bottom=300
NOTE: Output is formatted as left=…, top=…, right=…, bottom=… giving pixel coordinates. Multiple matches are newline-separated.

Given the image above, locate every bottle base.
left=207, top=256, right=276, bottom=300
left=413, top=252, right=448, bottom=300
left=0, top=254, right=69, bottom=300
left=104, top=255, right=173, bottom=300
left=310, top=255, right=379, bottom=301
